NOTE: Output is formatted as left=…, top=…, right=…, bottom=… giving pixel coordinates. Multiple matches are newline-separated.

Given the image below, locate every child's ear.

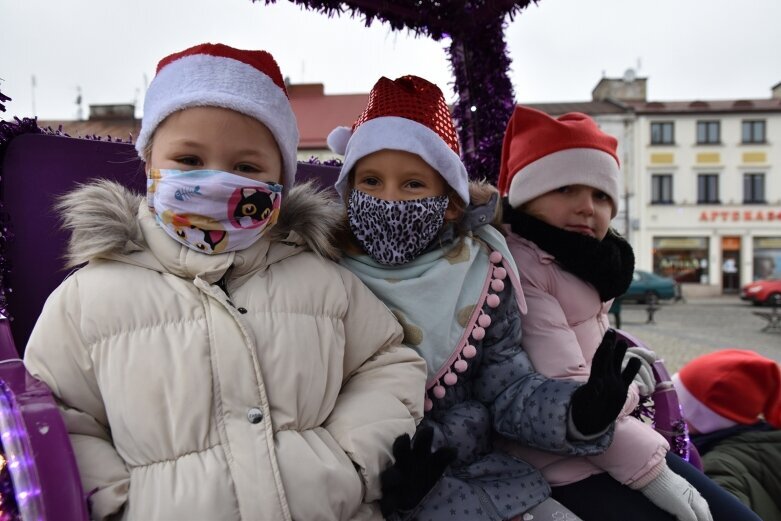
left=444, top=199, right=461, bottom=222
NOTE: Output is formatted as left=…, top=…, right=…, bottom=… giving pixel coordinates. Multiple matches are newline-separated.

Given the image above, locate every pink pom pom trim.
left=426, top=248, right=515, bottom=407
left=478, top=313, right=492, bottom=328
left=471, top=326, right=485, bottom=341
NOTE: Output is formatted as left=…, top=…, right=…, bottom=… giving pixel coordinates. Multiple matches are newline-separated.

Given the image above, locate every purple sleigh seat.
left=0, top=132, right=339, bottom=520
left=2, top=134, right=146, bottom=353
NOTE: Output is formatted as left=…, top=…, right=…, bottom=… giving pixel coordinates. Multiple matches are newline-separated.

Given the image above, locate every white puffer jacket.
left=24, top=180, right=426, bottom=521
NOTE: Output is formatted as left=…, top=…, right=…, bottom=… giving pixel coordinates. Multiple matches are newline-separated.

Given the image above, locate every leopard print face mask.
left=348, top=189, right=449, bottom=266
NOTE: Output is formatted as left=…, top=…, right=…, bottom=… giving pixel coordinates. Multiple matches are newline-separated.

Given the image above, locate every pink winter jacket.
left=502, top=233, right=668, bottom=487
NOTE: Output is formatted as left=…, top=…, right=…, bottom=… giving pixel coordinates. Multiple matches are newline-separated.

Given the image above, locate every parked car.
left=621, top=270, right=680, bottom=304
left=741, top=278, right=781, bottom=307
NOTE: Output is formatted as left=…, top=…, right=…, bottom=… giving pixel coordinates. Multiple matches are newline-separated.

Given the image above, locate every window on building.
left=753, top=237, right=781, bottom=280
left=743, top=173, right=766, bottom=204
left=742, top=120, right=766, bottom=144
left=697, top=174, right=720, bottom=204
left=651, top=174, right=674, bottom=204
left=653, top=237, right=710, bottom=284
left=696, top=121, right=720, bottom=144
left=651, top=122, right=675, bottom=145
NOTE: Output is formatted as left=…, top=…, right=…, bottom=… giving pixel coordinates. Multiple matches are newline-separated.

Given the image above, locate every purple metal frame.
left=614, top=329, right=703, bottom=470
left=0, top=319, right=88, bottom=520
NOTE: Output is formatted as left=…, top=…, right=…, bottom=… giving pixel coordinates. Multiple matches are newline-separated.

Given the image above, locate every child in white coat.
left=23, top=43, right=426, bottom=521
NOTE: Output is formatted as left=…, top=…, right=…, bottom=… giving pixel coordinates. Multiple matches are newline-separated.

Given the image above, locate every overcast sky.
left=2, top=0, right=780, bottom=120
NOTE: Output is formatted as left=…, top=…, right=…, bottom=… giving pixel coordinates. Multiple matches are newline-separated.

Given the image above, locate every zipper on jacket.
left=476, top=487, right=503, bottom=521
left=215, top=269, right=248, bottom=314
left=216, top=269, right=234, bottom=307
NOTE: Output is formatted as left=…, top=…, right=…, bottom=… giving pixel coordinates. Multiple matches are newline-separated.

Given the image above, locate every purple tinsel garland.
left=448, top=14, right=518, bottom=183
left=631, top=396, right=691, bottom=462
left=257, top=0, right=535, bottom=183
left=0, top=91, right=10, bottom=113
left=306, top=155, right=343, bottom=167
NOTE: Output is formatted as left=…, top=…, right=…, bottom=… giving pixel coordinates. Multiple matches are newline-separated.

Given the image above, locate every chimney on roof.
left=772, top=81, right=781, bottom=99
left=592, top=70, right=647, bottom=102
left=88, top=103, right=135, bottom=120
left=287, top=83, right=325, bottom=99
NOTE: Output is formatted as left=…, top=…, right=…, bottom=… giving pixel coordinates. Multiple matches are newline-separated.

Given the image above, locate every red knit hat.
left=672, top=349, right=781, bottom=434
left=136, top=43, right=299, bottom=187
left=328, top=75, right=469, bottom=205
left=497, top=105, right=621, bottom=216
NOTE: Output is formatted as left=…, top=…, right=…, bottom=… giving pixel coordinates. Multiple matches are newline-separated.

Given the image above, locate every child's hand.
left=379, top=426, right=456, bottom=517
left=622, top=346, right=659, bottom=397
left=639, top=465, right=713, bottom=521
left=570, top=329, right=641, bottom=435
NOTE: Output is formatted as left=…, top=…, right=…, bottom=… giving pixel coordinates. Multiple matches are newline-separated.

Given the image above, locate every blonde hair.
left=142, top=137, right=154, bottom=164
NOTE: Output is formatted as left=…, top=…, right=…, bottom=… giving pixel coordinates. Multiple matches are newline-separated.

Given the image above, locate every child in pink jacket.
left=497, top=106, right=712, bottom=521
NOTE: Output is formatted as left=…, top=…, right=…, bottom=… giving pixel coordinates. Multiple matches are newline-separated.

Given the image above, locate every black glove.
left=379, top=426, right=457, bottom=518
left=570, top=329, right=641, bottom=436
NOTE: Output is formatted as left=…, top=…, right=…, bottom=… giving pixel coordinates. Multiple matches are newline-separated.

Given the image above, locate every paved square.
left=616, top=296, right=781, bottom=373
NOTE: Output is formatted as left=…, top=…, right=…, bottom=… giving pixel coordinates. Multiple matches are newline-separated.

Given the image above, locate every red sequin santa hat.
left=135, top=43, right=299, bottom=188
left=497, top=105, right=621, bottom=217
left=328, top=75, right=470, bottom=205
left=672, top=349, right=781, bottom=434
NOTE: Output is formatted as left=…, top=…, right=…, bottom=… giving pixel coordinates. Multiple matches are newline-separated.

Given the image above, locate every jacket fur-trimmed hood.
left=56, top=179, right=343, bottom=268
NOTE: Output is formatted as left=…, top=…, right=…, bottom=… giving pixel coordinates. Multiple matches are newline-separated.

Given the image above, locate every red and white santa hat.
left=672, top=349, right=781, bottom=434
left=135, top=43, right=299, bottom=188
left=328, top=75, right=470, bottom=205
left=497, top=106, right=621, bottom=217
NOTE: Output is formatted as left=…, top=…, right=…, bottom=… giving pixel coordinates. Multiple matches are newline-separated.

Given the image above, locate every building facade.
left=631, top=86, right=781, bottom=294
left=536, top=75, right=781, bottom=295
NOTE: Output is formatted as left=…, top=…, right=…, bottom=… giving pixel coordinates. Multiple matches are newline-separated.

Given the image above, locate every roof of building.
left=289, top=89, right=368, bottom=149
left=626, top=98, right=781, bottom=114
left=38, top=83, right=369, bottom=150
left=524, top=99, right=632, bottom=116
left=37, top=81, right=781, bottom=148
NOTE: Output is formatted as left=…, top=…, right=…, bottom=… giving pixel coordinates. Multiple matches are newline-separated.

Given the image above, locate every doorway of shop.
left=721, top=236, right=741, bottom=294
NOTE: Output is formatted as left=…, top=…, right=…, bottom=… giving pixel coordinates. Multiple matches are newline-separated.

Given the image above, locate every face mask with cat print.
left=147, top=168, right=282, bottom=254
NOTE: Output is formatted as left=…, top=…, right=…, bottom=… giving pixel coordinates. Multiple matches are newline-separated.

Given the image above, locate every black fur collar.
left=506, top=208, right=635, bottom=302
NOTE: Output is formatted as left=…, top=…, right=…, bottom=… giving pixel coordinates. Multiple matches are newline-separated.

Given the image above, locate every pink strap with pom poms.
left=424, top=249, right=509, bottom=411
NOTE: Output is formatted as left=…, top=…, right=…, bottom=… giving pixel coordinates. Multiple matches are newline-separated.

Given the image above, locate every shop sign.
left=721, top=237, right=740, bottom=251
left=654, top=237, right=708, bottom=249
left=755, top=238, right=781, bottom=249
left=699, top=209, right=781, bottom=222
